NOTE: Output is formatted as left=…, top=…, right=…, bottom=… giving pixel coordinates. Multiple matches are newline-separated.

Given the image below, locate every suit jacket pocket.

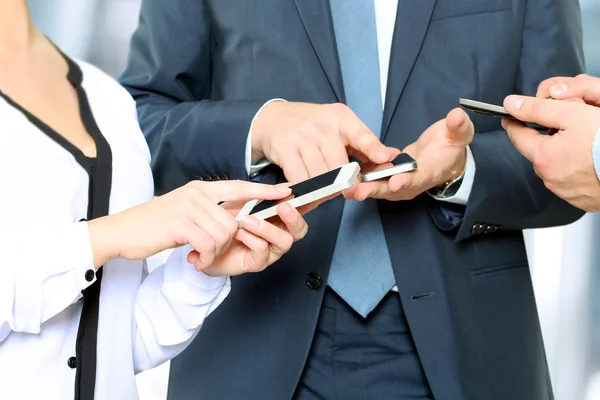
left=431, top=0, right=512, bottom=21
left=471, top=230, right=529, bottom=275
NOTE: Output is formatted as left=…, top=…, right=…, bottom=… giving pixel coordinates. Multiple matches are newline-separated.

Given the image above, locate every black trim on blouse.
left=0, top=52, right=112, bottom=400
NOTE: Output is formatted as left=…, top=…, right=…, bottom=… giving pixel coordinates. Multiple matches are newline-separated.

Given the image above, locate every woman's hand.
left=196, top=202, right=308, bottom=277
left=87, top=180, right=293, bottom=268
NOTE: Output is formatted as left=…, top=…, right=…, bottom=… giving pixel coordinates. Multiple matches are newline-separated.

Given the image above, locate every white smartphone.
left=359, top=153, right=417, bottom=182
left=236, top=162, right=361, bottom=221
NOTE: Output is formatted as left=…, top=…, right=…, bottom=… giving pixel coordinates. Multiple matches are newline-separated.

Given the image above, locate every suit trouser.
left=294, top=288, right=434, bottom=400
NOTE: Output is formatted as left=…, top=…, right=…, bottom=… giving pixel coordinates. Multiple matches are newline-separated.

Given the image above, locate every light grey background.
left=27, top=0, right=600, bottom=399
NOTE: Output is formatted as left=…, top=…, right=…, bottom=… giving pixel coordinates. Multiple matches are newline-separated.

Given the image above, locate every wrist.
left=87, top=216, right=122, bottom=268
left=435, top=149, right=467, bottom=189
left=251, top=100, right=286, bottom=163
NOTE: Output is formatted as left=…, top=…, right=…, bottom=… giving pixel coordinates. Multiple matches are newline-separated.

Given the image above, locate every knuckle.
left=184, top=185, right=204, bottom=202
left=282, top=233, right=294, bottom=250
left=225, top=217, right=239, bottom=234
left=215, top=229, right=232, bottom=247
left=200, top=237, right=217, bottom=255
left=298, top=223, right=309, bottom=239
left=256, top=240, right=269, bottom=254
left=324, top=102, right=348, bottom=117
left=178, top=199, right=195, bottom=217
left=528, top=100, right=542, bottom=119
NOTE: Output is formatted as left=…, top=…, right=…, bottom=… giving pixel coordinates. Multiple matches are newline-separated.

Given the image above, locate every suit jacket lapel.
left=293, top=0, right=345, bottom=103
left=381, top=0, right=437, bottom=140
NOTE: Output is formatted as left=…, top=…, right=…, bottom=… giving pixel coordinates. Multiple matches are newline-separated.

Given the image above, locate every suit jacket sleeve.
left=120, top=0, right=264, bottom=195
left=433, top=0, right=587, bottom=241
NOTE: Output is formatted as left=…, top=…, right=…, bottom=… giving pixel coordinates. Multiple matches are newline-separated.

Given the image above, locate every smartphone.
left=459, top=98, right=557, bottom=135
left=236, top=162, right=361, bottom=221
left=359, top=153, right=417, bottom=182
left=459, top=98, right=514, bottom=119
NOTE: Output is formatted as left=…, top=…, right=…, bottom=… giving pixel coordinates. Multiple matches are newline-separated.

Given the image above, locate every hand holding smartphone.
left=459, top=98, right=558, bottom=135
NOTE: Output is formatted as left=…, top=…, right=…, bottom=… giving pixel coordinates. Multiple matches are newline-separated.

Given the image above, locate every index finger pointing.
left=203, top=180, right=292, bottom=204
left=338, top=112, right=391, bottom=164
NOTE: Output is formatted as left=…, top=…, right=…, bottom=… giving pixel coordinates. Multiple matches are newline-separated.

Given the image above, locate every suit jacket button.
left=470, top=223, right=483, bottom=235
left=306, top=272, right=322, bottom=290
left=195, top=176, right=205, bottom=181
left=218, top=174, right=228, bottom=180
left=211, top=175, right=221, bottom=181
left=484, top=225, right=497, bottom=234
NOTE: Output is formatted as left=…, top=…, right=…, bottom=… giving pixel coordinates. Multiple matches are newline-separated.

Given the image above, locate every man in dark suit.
left=121, top=0, right=585, bottom=399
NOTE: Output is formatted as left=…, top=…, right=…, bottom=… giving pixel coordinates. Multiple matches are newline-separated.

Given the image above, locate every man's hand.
left=343, top=108, right=474, bottom=201
left=536, top=74, right=600, bottom=106
left=502, top=95, right=600, bottom=212
left=251, top=101, right=400, bottom=182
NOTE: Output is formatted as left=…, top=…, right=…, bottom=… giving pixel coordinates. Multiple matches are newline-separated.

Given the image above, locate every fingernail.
left=276, top=185, right=291, bottom=193
left=550, top=84, right=568, bottom=96
left=242, top=215, right=260, bottom=228
left=376, top=151, right=388, bottom=162
left=277, top=203, right=292, bottom=215
left=505, top=96, right=524, bottom=111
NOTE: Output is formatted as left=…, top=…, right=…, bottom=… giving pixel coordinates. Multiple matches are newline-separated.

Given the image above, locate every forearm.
left=132, top=246, right=230, bottom=372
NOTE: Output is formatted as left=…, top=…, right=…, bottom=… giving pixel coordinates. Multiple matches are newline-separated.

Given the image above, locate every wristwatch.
left=427, top=169, right=465, bottom=198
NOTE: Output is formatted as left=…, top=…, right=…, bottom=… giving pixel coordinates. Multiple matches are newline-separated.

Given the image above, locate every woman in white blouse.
left=0, top=2, right=310, bottom=399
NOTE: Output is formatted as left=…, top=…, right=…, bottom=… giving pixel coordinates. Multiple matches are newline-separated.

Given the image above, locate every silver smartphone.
left=236, top=162, right=361, bottom=221
left=359, top=153, right=417, bottom=182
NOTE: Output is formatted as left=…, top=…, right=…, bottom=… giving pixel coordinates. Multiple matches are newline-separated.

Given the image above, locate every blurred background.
left=27, top=0, right=600, bottom=399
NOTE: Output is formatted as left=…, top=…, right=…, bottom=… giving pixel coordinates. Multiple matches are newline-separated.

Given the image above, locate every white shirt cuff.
left=430, top=145, right=475, bottom=205
left=245, top=99, right=287, bottom=177
left=592, top=128, right=600, bottom=181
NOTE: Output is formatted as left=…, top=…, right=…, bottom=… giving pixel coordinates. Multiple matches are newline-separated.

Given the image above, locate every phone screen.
left=391, top=153, right=415, bottom=166
left=250, top=167, right=343, bottom=215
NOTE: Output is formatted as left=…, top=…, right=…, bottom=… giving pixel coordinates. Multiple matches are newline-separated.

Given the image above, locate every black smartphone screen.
left=249, top=167, right=343, bottom=214
left=391, top=153, right=416, bottom=166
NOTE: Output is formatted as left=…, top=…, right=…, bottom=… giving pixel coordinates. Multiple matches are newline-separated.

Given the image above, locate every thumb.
left=548, top=75, right=600, bottom=106
left=445, top=108, right=474, bottom=144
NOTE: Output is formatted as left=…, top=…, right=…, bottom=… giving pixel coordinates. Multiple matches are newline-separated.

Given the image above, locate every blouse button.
left=67, top=357, right=77, bottom=369
left=84, top=269, right=95, bottom=282
left=79, top=218, right=87, bottom=222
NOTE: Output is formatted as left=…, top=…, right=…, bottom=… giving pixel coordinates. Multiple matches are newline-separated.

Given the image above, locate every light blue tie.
left=327, top=0, right=396, bottom=318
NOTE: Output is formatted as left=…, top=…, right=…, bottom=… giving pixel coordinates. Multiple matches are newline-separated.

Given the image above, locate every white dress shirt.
left=245, top=0, right=475, bottom=204
left=0, top=60, right=230, bottom=399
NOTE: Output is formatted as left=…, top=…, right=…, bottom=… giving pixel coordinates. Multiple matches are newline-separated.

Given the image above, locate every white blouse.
left=0, top=58, right=231, bottom=399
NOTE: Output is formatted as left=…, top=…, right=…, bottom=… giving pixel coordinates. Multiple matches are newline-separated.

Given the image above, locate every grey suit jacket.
left=121, top=0, right=585, bottom=399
